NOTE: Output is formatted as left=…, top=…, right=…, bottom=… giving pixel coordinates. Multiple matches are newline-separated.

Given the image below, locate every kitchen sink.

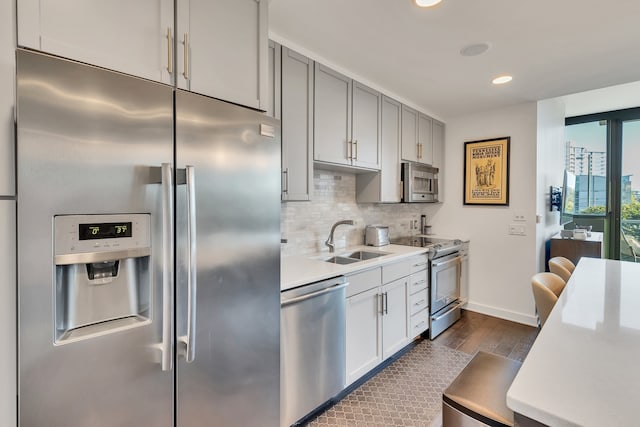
left=343, top=250, right=386, bottom=260
left=324, top=256, right=360, bottom=265
left=322, top=250, right=387, bottom=265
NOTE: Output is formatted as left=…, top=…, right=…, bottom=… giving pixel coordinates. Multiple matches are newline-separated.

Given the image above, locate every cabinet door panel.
left=432, top=120, right=445, bottom=170
left=351, top=82, right=380, bottom=170
left=346, top=287, right=381, bottom=385
left=418, top=113, right=433, bottom=165
left=18, top=0, right=173, bottom=85
left=401, top=105, right=418, bottom=162
left=266, top=40, right=281, bottom=119
left=314, top=63, right=351, bottom=166
left=382, top=279, right=409, bottom=359
left=1, top=0, right=15, bottom=196
left=281, top=47, right=313, bottom=201
left=178, top=0, right=266, bottom=109
left=380, top=96, right=401, bottom=202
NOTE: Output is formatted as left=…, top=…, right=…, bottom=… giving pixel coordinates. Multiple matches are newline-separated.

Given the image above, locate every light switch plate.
left=509, top=224, right=526, bottom=236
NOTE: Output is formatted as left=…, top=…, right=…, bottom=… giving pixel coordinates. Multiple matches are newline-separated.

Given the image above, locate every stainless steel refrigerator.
left=16, top=49, right=281, bottom=427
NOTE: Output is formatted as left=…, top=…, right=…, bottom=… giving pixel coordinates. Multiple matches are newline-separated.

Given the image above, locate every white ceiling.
left=269, top=0, right=640, bottom=121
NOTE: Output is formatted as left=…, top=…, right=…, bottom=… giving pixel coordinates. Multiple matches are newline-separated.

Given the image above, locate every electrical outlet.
left=508, top=224, right=526, bottom=236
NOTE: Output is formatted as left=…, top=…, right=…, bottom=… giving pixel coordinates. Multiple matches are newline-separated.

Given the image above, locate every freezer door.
left=16, top=50, right=174, bottom=426
left=175, top=90, right=281, bottom=427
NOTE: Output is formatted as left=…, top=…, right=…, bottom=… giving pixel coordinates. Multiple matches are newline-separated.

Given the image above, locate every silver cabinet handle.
left=383, top=292, right=388, bottom=315
left=414, top=299, right=426, bottom=307
left=282, top=168, right=289, bottom=194
left=161, top=163, right=174, bottom=371
left=183, top=32, right=190, bottom=80
left=353, top=140, right=358, bottom=160
left=166, top=27, right=173, bottom=74
left=412, top=279, right=427, bottom=286
left=347, top=140, right=353, bottom=160
left=413, top=262, right=428, bottom=268
left=185, top=165, right=197, bottom=363
left=415, top=320, right=427, bottom=330
left=418, top=143, right=422, bottom=159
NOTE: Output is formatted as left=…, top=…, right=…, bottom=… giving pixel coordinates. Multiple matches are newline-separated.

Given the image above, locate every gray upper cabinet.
left=314, top=63, right=352, bottom=166
left=432, top=120, right=445, bottom=170
left=357, top=96, right=401, bottom=203
left=351, top=82, right=381, bottom=170
left=17, top=0, right=174, bottom=85
left=266, top=40, right=281, bottom=119
left=1, top=0, right=14, bottom=196
left=176, top=0, right=268, bottom=109
left=314, top=63, right=380, bottom=171
left=417, top=112, right=433, bottom=165
left=18, top=0, right=268, bottom=110
left=402, top=104, right=434, bottom=165
left=401, top=105, right=419, bottom=163
left=281, top=46, right=313, bottom=201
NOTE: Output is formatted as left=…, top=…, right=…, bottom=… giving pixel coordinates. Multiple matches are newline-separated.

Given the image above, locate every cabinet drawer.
left=410, top=254, right=429, bottom=274
left=409, top=290, right=428, bottom=316
left=346, top=267, right=382, bottom=297
left=409, top=271, right=428, bottom=295
left=410, top=308, right=429, bottom=337
left=382, top=253, right=426, bottom=283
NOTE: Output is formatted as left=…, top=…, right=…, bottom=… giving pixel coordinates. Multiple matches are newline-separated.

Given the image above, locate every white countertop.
left=281, top=244, right=428, bottom=291
left=507, top=258, right=640, bottom=427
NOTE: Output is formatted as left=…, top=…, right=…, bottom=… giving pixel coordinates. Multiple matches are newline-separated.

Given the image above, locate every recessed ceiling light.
left=492, top=75, right=513, bottom=85
left=415, top=0, right=442, bottom=7
left=460, top=43, right=490, bottom=57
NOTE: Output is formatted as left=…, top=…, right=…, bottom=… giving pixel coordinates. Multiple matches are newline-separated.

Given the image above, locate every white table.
left=507, top=258, right=640, bottom=427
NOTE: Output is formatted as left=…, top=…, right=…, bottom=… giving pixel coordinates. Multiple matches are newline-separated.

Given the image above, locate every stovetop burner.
left=391, top=236, right=462, bottom=259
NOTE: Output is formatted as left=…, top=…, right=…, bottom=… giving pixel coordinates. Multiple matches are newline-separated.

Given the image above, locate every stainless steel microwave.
left=402, top=162, right=439, bottom=203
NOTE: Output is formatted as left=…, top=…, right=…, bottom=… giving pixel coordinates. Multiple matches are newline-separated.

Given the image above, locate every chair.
left=548, top=256, right=575, bottom=283
left=531, top=273, right=566, bottom=327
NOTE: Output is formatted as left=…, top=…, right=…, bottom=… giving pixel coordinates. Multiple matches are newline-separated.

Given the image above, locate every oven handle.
left=431, top=300, right=466, bottom=322
left=431, top=255, right=461, bottom=269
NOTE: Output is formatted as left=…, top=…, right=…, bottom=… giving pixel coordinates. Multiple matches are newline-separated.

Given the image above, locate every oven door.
left=430, top=252, right=461, bottom=314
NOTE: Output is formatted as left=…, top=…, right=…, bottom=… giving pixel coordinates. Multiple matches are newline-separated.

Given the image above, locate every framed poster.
left=463, top=137, right=510, bottom=206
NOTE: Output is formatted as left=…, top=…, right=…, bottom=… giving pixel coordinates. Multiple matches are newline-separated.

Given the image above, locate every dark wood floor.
left=433, top=310, right=539, bottom=362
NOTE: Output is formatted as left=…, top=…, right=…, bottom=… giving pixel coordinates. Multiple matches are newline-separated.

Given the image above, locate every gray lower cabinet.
left=0, top=201, right=16, bottom=426
left=280, top=46, right=313, bottom=201
left=346, top=258, right=415, bottom=386
left=314, top=63, right=380, bottom=171
left=356, top=95, right=401, bottom=202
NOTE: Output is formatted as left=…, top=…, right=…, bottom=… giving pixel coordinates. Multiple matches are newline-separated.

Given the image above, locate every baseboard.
left=464, top=301, right=538, bottom=327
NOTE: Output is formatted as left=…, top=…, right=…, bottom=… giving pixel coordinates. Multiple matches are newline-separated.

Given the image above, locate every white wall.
left=430, top=102, right=539, bottom=326
left=536, top=99, right=566, bottom=271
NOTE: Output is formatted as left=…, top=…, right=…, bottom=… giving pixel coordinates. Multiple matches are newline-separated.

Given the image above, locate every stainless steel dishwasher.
left=280, top=276, right=348, bottom=427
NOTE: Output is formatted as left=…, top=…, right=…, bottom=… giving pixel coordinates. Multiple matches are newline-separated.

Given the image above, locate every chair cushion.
left=443, top=351, right=522, bottom=427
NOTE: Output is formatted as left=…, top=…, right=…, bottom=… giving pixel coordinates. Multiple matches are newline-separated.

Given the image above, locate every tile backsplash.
left=281, top=170, right=439, bottom=257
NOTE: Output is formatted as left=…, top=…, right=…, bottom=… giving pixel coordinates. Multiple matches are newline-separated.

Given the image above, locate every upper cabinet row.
left=16, top=0, right=268, bottom=110
left=314, top=64, right=381, bottom=171
left=268, top=41, right=445, bottom=203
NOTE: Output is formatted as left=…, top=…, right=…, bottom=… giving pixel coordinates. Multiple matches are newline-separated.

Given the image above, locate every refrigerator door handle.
left=185, top=165, right=197, bottom=363
left=161, top=163, right=174, bottom=371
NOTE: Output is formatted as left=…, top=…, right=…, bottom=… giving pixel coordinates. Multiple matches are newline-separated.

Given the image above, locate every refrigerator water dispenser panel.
left=54, top=214, right=152, bottom=344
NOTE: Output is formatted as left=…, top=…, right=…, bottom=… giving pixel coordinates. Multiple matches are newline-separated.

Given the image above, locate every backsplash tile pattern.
left=281, top=170, right=439, bottom=257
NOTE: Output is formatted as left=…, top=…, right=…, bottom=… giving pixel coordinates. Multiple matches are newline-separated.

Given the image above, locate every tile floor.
left=306, top=311, right=538, bottom=427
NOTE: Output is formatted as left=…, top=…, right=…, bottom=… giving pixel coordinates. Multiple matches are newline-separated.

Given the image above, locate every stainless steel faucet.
left=325, top=220, right=355, bottom=253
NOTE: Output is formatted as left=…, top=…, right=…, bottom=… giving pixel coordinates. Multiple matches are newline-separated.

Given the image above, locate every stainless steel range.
left=391, top=236, right=464, bottom=339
